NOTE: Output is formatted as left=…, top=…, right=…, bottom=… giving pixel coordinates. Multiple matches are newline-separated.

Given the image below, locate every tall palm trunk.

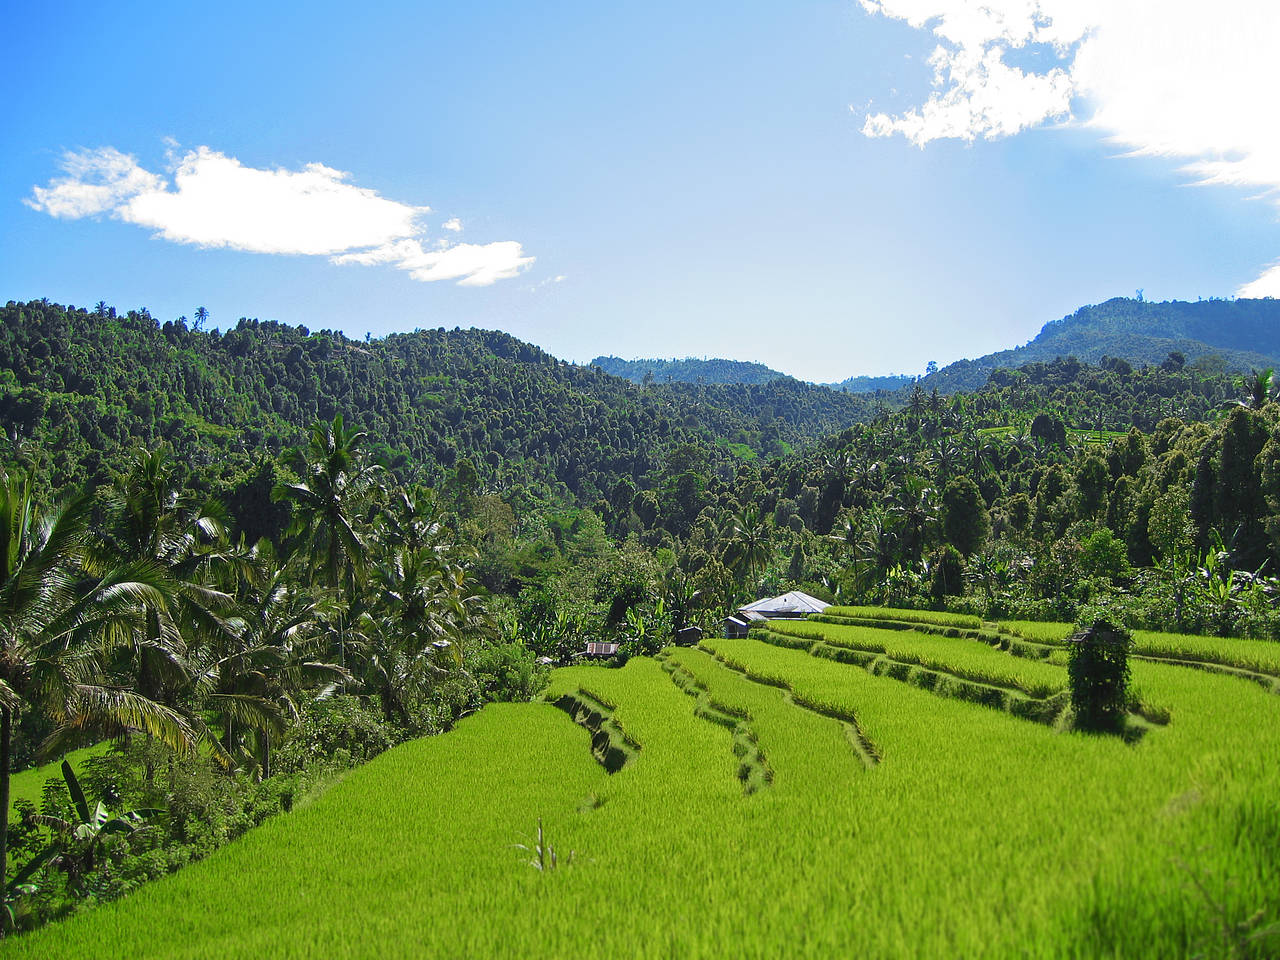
left=1, top=705, right=11, bottom=900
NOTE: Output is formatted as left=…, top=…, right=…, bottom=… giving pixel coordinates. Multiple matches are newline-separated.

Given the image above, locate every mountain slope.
left=0, top=300, right=876, bottom=502
left=925, top=297, right=1280, bottom=392
left=590, top=355, right=788, bottom=385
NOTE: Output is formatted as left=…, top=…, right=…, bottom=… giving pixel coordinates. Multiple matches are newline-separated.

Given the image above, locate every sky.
left=4, top=0, right=1280, bottom=383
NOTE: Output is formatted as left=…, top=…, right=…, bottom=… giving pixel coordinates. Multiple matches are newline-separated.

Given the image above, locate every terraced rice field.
left=1000, top=619, right=1280, bottom=690
left=11, top=615, right=1280, bottom=958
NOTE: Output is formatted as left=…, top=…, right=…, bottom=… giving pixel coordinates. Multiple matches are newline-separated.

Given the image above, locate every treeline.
left=671, top=360, right=1280, bottom=637
left=0, top=300, right=876, bottom=505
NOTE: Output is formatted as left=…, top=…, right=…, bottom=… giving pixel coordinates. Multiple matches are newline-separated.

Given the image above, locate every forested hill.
left=0, top=300, right=876, bottom=506
left=590, top=355, right=788, bottom=385
left=825, top=373, right=916, bottom=393
left=925, top=297, right=1280, bottom=393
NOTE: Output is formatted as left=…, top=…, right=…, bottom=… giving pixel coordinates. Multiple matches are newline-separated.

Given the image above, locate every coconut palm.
left=1229, top=368, right=1276, bottom=410
left=273, top=416, right=382, bottom=671
left=100, top=448, right=249, bottom=706
left=724, top=506, right=772, bottom=594
left=0, top=471, right=198, bottom=892
left=225, top=562, right=347, bottom=777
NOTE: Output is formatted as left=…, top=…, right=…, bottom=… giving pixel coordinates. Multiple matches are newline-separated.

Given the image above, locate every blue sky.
left=4, top=0, right=1279, bottom=382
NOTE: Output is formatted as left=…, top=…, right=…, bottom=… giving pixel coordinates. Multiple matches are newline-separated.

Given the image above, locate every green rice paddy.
left=10, top=617, right=1280, bottom=958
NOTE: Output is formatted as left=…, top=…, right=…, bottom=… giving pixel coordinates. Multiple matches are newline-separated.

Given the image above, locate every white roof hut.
left=737, top=591, right=830, bottom=618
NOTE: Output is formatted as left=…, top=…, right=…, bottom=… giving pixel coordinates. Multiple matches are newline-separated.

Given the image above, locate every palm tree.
left=273, top=416, right=381, bottom=673
left=724, top=506, right=772, bottom=596
left=1229, top=369, right=1275, bottom=410
left=225, top=561, right=347, bottom=777
left=101, top=448, right=249, bottom=706
left=0, top=471, right=198, bottom=892
left=192, top=306, right=209, bottom=331
left=889, top=475, right=938, bottom=564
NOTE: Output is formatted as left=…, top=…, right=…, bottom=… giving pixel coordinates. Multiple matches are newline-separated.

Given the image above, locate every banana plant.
left=31, top=760, right=162, bottom=896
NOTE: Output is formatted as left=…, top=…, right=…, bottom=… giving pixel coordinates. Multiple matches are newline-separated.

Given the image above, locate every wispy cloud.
left=442, top=217, right=463, bottom=232
left=26, top=145, right=533, bottom=286
left=858, top=0, right=1280, bottom=295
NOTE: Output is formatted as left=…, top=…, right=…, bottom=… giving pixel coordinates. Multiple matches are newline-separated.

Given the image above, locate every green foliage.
left=273, top=697, right=400, bottom=776
left=941, top=476, right=989, bottom=557
left=468, top=642, right=548, bottom=703
left=1078, top=528, right=1130, bottom=582
left=923, top=296, right=1280, bottom=393
left=928, top=545, right=965, bottom=601
left=0, top=300, right=873, bottom=499
left=1067, top=620, right=1133, bottom=732
left=590, top=356, right=786, bottom=386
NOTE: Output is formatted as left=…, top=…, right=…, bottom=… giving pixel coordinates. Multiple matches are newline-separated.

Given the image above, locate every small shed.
left=582, top=641, right=621, bottom=659
left=674, top=625, right=704, bottom=646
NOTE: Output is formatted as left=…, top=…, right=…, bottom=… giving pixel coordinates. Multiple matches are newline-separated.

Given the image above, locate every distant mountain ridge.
left=591, top=356, right=914, bottom=394
left=590, top=356, right=787, bottom=385
left=824, top=373, right=916, bottom=393
left=923, top=297, right=1280, bottom=393
left=595, top=298, right=1280, bottom=397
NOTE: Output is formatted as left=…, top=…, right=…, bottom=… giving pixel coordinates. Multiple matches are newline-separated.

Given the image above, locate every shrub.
left=1067, top=619, right=1132, bottom=732
left=469, top=641, right=549, bottom=702
left=929, top=546, right=966, bottom=602
left=274, top=696, right=400, bottom=775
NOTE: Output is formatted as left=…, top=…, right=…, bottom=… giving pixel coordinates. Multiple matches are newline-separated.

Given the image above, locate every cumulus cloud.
left=857, top=1, right=1280, bottom=294
left=442, top=217, right=463, bottom=232
left=26, top=146, right=532, bottom=286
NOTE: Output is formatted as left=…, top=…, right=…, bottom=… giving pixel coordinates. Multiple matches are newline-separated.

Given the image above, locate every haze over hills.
left=597, top=298, right=1280, bottom=396
left=591, top=355, right=914, bottom=393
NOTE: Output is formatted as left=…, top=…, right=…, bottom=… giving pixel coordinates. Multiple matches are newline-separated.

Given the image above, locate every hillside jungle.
left=2, top=297, right=1279, bottom=933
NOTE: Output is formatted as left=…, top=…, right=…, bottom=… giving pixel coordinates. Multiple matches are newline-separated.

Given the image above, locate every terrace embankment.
left=689, top=644, right=880, bottom=767
left=551, top=689, right=640, bottom=773
left=757, top=626, right=1069, bottom=727
left=661, top=655, right=772, bottom=794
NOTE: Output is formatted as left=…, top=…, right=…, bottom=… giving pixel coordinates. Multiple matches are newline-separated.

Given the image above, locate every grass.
left=10, top=637, right=1280, bottom=958
left=822, top=605, right=984, bottom=630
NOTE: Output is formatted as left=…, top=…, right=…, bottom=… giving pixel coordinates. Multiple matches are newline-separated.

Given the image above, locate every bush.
left=274, top=696, right=400, bottom=775
left=1067, top=619, right=1132, bottom=732
left=929, top=546, right=966, bottom=602
left=469, top=641, right=549, bottom=702
left=1078, top=528, right=1129, bottom=582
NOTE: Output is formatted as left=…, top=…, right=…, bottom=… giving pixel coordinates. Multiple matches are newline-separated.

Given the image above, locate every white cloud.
left=1237, top=262, right=1280, bottom=299
left=442, top=217, right=463, bottom=232
left=26, top=145, right=533, bottom=286
left=857, top=1, right=1280, bottom=293
left=27, top=147, right=165, bottom=218
left=333, top=238, right=534, bottom=286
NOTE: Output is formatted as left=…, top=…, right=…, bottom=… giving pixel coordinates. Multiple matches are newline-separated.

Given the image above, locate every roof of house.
left=738, top=591, right=830, bottom=616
